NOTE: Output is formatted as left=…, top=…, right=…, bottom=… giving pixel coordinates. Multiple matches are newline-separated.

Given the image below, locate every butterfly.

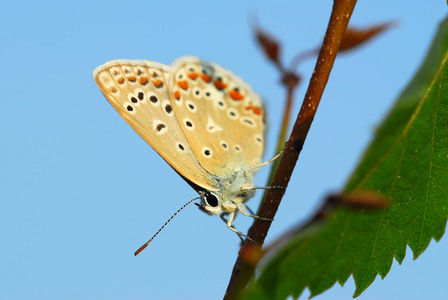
left=93, top=56, right=269, bottom=253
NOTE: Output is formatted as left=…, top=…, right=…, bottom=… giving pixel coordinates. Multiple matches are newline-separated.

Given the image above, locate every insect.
left=93, top=57, right=276, bottom=254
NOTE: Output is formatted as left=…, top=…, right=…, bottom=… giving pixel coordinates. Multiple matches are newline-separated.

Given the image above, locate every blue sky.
left=1, top=1, right=447, bottom=299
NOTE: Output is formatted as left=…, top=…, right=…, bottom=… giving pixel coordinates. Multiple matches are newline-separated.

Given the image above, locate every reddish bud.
left=340, top=21, right=397, bottom=52
left=255, top=29, right=281, bottom=64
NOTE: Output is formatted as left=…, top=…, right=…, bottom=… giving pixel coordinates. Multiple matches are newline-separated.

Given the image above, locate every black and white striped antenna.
left=134, top=197, right=199, bottom=256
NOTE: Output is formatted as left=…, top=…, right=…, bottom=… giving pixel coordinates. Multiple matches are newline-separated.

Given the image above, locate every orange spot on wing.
left=153, top=79, right=163, bottom=87
left=187, top=72, right=198, bottom=80
left=174, top=90, right=180, bottom=99
left=214, top=80, right=227, bottom=90
left=178, top=80, right=188, bottom=90
left=127, top=76, right=136, bottom=82
left=201, top=74, right=212, bottom=83
left=253, top=107, right=262, bottom=115
left=117, top=77, right=125, bottom=84
left=246, top=105, right=263, bottom=115
left=229, top=90, right=244, bottom=101
left=139, top=76, right=149, bottom=85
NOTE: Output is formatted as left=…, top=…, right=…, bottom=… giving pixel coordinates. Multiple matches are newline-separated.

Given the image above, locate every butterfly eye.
left=204, top=192, right=219, bottom=207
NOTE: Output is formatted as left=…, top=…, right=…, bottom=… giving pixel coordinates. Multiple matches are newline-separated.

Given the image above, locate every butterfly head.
left=197, top=170, right=256, bottom=216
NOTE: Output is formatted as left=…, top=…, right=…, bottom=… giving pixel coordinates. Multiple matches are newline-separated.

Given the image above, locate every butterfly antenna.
left=134, top=197, right=200, bottom=256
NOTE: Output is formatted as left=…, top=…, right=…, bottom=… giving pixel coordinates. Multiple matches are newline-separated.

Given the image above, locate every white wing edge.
left=92, top=59, right=172, bottom=79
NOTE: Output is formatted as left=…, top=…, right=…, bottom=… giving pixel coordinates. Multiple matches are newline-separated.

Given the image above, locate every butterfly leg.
left=246, top=205, right=256, bottom=215
left=237, top=203, right=273, bottom=221
left=220, top=212, right=255, bottom=243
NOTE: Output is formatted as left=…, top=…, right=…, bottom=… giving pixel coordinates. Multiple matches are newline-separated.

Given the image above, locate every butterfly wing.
left=168, top=57, right=266, bottom=178
left=93, top=59, right=217, bottom=191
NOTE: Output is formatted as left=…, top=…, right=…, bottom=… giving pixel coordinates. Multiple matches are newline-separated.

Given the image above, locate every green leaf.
left=242, top=16, right=448, bottom=300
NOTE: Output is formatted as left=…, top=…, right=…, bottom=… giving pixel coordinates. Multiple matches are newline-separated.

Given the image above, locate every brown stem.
left=223, top=0, right=358, bottom=299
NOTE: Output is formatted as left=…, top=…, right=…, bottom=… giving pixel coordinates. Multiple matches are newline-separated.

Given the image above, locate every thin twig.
left=262, top=73, right=300, bottom=197
left=290, top=47, right=320, bottom=71
left=223, top=0, right=358, bottom=299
